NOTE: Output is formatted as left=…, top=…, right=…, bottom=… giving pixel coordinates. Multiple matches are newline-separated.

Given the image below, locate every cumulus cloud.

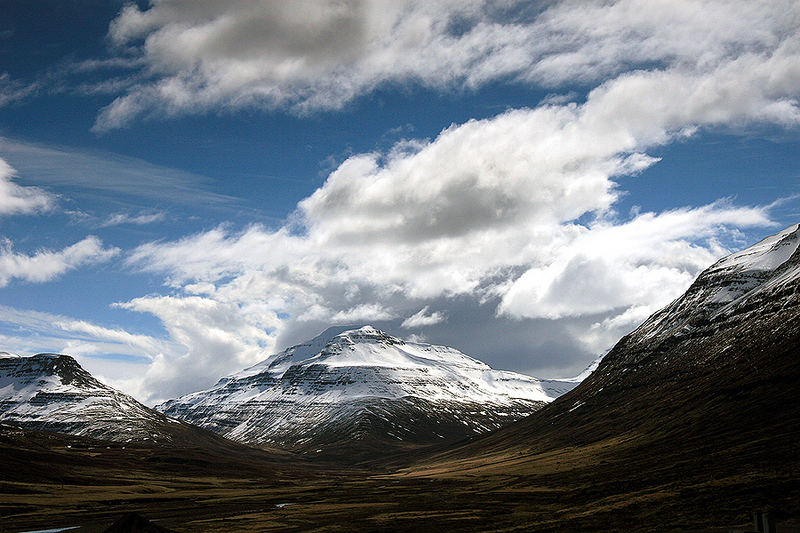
left=95, top=0, right=799, bottom=129
left=114, top=295, right=279, bottom=400
left=0, top=237, right=119, bottom=287
left=124, top=74, right=782, bottom=396
left=402, top=307, right=446, bottom=328
left=0, top=158, right=54, bottom=215
left=496, top=203, right=771, bottom=320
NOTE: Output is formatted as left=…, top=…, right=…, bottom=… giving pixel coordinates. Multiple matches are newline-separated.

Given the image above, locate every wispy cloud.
left=0, top=73, right=40, bottom=108
left=0, top=158, right=54, bottom=215
left=100, top=211, right=166, bottom=227
left=0, top=137, right=235, bottom=207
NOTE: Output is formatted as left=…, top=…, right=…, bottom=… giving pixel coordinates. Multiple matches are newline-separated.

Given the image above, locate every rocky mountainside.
left=159, top=325, right=579, bottom=455
left=575, top=222, right=800, bottom=405
left=0, top=352, right=212, bottom=444
left=405, top=223, right=800, bottom=530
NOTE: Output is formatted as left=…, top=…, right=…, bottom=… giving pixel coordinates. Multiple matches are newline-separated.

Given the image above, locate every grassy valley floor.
left=1, top=422, right=798, bottom=533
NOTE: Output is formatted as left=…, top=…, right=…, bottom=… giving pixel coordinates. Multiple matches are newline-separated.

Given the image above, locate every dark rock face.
left=0, top=353, right=185, bottom=443
left=159, top=325, right=578, bottom=454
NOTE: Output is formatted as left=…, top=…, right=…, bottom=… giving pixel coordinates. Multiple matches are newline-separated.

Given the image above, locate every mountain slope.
left=159, top=325, right=578, bottom=455
left=0, top=352, right=218, bottom=445
left=402, top=223, right=800, bottom=530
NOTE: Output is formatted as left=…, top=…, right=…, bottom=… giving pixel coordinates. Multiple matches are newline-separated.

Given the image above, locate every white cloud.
left=100, top=211, right=165, bottom=227
left=578, top=305, right=655, bottom=356
left=0, top=158, right=54, bottom=215
left=0, top=237, right=119, bottom=287
left=114, top=295, right=278, bottom=401
left=497, top=203, right=771, bottom=320
left=95, top=0, right=799, bottom=129
left=402, top=307, right=446, bottom=328
left=405, top=333, right=428, bottom=344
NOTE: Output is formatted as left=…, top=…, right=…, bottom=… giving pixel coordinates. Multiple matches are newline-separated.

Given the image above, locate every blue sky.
left=0, top=0, right=798, bottom=404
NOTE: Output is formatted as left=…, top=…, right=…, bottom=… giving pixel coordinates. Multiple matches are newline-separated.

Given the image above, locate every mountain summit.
left=0, top=353, right=171, bottom=442
left=158, top=325, right=578, bottom=456
left=634, top=223, right=800, bottom=341
left=0, top=353, right=225, bottom=446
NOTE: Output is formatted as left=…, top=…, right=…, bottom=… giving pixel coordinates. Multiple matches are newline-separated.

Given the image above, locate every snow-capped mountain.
left=159, top=326, right=579, bottom=453
left=554, top=222, right=800, bottom=426
left=0, top=352, right=188, bottom=443
left=635, top=223, right=800, bottom=342
left=576, top=223, right=800, bottom=397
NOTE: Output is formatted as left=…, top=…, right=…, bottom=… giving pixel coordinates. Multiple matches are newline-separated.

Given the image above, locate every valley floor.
left=2, top=423, right=799, bottom=533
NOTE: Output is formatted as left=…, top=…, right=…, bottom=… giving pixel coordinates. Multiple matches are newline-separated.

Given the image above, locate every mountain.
left=0, top=352, right=217, bottom=445
left=158, top=325, right=579, bottom=456
left=401, top=223, right=800, bottom=530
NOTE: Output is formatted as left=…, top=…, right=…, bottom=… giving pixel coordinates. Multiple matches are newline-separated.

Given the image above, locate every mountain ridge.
left=2, top=225, right=799, bottom=531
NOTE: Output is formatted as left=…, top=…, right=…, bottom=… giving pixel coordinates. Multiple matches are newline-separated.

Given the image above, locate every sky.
left=0, top=0, right=798, bottom=405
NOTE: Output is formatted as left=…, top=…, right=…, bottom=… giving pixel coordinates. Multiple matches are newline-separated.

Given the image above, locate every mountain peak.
left=326, top=325, right=404, bottom=348
left=713, top=223, right=800, bottom=274
left=0, top=352, right=175, bottom=442
left=635, top=223, right=800, bottom=340
left=160, top=326, right=581, bottom=452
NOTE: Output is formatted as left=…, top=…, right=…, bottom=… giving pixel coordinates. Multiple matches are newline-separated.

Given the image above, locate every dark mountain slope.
left=400, top=224, right=800, bottom=530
